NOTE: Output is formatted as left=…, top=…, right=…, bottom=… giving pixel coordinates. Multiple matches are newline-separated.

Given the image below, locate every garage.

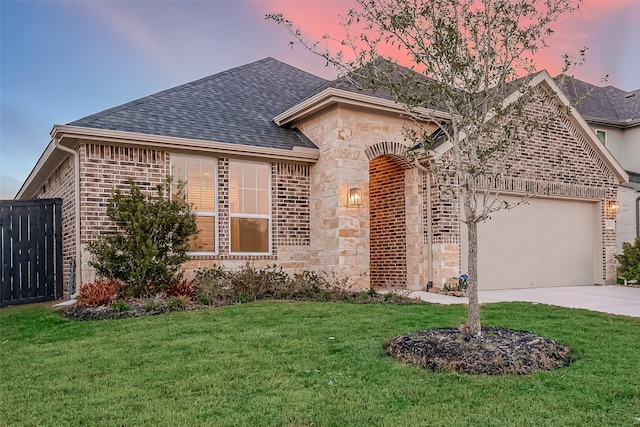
left=461, top=196, right=602, bottom=290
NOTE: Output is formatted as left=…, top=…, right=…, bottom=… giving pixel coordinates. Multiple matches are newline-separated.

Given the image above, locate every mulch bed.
left=386, top=327, right=573, bottom=375
left=59, top=291, right=424, bottom=321
left=60, top=300, right=203, bottom=321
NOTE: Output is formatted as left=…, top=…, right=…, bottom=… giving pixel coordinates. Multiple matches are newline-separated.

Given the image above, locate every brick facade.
left=369, top=156, right=407, bottom=287
left=37, top=156, right=76, bottom=296
left=427, top=92, right=620, bottom=285
left=35, top=89, right=623, bottom=294
left=47, top=143, right=314, bottom=284
left=79, top=143, right=170, bottom=284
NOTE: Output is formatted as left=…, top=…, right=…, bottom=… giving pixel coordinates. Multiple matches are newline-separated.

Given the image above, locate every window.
left=229, top=160, right=271, bottom=254
left=171, top=155, right=217, bottom=253
left=596, top=129, right=607, bottom=146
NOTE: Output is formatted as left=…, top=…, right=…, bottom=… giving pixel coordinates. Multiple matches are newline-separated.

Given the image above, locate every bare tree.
left=269, top=0, right=584, bottom=335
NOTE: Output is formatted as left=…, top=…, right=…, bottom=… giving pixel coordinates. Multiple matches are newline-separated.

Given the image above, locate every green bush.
left=87, top=179, right=198, bottom=297
left=167, top=295, right=188, bottom=311
left=616, top=237, right=640, bottom=282
left=110, top=301, right=130, bottom=313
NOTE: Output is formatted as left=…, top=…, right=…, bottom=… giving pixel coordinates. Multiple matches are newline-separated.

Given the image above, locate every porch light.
left=348, top=187, right=363, bottom=207
left=608, top=201, right=619, bottom=215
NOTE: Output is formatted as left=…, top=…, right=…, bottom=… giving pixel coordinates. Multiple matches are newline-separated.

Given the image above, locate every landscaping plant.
left=76, top=278, right=121, bottom=307
left=616, top=237, right=640, bottom=282
left=87, top=178, right=198, bottom=297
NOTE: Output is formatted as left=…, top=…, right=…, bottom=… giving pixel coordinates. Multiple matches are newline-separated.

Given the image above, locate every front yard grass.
left=1, top=301, right=639, bottom=426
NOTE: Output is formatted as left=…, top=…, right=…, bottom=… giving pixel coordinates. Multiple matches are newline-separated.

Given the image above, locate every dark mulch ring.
left=386, top=327, right=573, bottom=375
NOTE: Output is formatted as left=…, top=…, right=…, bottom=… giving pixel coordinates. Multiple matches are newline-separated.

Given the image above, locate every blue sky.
left=1, top=0, right=639, bottom=199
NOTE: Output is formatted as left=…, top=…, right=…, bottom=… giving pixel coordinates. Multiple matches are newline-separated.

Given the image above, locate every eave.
left=582, top=117, right=640, bottom=130
left=17, top=126, right=319, bottom=199
left=274, top=87, right=450, bottom=127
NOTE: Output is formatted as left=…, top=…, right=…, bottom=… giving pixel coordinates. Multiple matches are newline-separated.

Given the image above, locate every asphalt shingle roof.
left=69, top=57, right=329, bottom=150
left=555, top=75, right=640, bottom=125
left=306, top=59, right=448, bottom=112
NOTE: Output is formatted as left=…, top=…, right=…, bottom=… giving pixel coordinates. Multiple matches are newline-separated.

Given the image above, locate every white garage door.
left=461, top=196, right=601, bottom=290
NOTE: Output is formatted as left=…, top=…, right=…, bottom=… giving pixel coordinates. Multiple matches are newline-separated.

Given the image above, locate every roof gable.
left=69, top=57, right=329, bottom=151
left=425, top=72, right=628, bottom=184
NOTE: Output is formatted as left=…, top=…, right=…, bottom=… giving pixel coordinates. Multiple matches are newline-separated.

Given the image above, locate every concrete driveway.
left=409, top=285, right=640, bottom=318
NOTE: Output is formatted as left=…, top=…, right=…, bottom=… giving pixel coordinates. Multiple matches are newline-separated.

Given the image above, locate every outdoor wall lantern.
left=608, top=201, right=619, bottom=215
left=348, top=187, right=363, bottom=207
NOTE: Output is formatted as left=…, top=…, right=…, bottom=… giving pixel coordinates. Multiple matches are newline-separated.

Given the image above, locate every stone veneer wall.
left=298, top=105, right=428, bottom=289
left=37, top=156, right=76, bottom=296
left=369, top=156, right=407, bottom=287
left=75, top=142, right=311, bottom=283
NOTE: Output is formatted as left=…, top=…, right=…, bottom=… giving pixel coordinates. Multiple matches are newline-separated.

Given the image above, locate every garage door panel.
left=461, top=196, right=600, bottom=290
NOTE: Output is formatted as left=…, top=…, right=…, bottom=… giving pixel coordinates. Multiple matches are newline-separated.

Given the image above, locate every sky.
left=1, top=0, right=639, bottom=199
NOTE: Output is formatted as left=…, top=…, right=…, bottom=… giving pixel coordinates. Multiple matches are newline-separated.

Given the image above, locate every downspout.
left=53, top=138, right=82, bottom=298
left=414, top=159, right=433, bottom=287
left=636, top=196, right=640, bottom=238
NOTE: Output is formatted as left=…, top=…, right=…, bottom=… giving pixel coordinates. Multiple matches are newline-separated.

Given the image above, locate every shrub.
left=193, top=264, right=293, bottom=303
left=290, top=270, right=326, bottom=298
left=142, top=301, right=156, bottom=312
left=228, top=263, right=290, bottom=301
left=165, top=279, right=195, bottom=298
left=76, top=278, right=121, bottom=307
left=199, top=296, right=213, bottom=306
left=167, top=295, right=189, bottom=311
left=193, top=266, right=232, bottom=302
left=87, top=178, right=198, bottom=297
left=110, top=301, right=130, bottom=313
left=616, top=237, right=640, bottom=282
left=190, top=265, right=426, bottom=307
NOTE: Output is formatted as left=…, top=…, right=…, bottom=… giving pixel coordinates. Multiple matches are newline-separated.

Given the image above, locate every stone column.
left=405, top=167, right=425, bottom=289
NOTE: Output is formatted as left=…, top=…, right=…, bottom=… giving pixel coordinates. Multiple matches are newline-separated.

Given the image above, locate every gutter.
left=637, top=196, right=640, bottom=239
left=53, top=138, right=82, bottom=298
left=582, top=117, right=640, bottom=130
left=51, top=125, right=319, bottom=163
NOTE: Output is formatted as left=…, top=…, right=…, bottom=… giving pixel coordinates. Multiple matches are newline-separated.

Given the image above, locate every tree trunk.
left=466, top=219, right=481, bottom=335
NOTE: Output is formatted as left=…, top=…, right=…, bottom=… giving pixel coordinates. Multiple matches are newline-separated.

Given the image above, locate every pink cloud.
left=260, top=0, right=639, bottom=89
left=533, top=0, right=640, bottom=88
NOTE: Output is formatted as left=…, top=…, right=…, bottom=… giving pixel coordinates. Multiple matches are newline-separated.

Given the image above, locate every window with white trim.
left=596, top=129, right=607, bottom=146
left=229, top=160, right=271, bottom=254
left=171, top=155, right=217, bottom=253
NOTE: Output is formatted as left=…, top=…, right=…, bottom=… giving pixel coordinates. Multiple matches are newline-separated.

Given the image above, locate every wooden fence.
left=0, top=199, right=63, bottom=307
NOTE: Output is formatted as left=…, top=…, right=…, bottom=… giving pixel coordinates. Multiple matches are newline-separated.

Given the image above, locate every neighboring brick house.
left=16, top=58, right=628, bottom=296
left=557, top=76, right=640, bottom=253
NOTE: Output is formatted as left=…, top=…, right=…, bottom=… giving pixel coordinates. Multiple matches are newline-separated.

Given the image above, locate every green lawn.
left=1, top=301, right=639, bottom=426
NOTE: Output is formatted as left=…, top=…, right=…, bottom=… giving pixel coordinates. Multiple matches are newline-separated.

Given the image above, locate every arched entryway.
left=369, top=155, right=410, bottom=288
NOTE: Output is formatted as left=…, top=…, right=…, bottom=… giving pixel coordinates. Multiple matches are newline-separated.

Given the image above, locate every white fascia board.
left=15, top=139, right=64, bottom=199
left=273, top=88, right=450, bottom=126
left=51, top=125, right=319, bottom=163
